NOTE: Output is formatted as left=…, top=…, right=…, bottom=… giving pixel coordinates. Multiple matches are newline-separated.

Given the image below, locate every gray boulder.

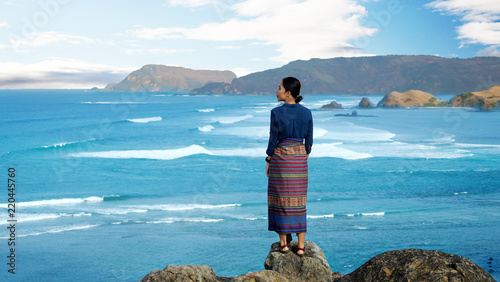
left=264, top=241, right=333, bottom=282
left=335, top=249, right=495, bottom=282
left=140, top=265, right=218, bottom=282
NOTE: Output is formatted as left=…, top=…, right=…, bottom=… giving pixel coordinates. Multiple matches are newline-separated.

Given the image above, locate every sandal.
left=273, top=244, right=290, bottom=253
left=297, top=247, right=305, bottom=257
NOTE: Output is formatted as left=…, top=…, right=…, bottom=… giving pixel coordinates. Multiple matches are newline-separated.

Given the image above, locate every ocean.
left=1, top=90, right=499, bottom=281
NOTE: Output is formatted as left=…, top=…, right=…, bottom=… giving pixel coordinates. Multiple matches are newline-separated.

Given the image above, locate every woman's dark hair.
left=282, top=77, right=302, bottom=103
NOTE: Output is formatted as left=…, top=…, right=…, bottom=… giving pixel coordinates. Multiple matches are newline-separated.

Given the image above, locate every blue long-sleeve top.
left=266, top=103, right=313, bottom=156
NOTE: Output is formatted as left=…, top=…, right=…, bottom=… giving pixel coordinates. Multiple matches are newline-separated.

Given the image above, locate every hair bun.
left=295, top=95, right=303, bottom=103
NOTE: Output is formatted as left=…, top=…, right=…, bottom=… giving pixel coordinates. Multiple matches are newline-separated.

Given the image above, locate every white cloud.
left=130, top=0, right=376, bottom=62
left=167, top=0, right=213, bottom=8
left=426, top=0, right=500, bottom=56
left=231, top=67, right=257, bottom=77
left=214, top=45, right=241, bottom=50
left=124, top=48, right=195, bottom=55
left=476, top=45, right=500, bottom=56
left=127, top=27, right=186, bottom=40
left=10, top=31, right=95, bottom=50
left=0, top=21, right=10, bottom=28
left=426, top=0, right=500, bottom=22
left=0, top=58, right=134, bottom=89
left=457, top=22, right=500, bottom=45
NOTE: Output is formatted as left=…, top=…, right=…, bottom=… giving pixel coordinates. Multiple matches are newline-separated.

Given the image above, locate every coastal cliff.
left=140, top=241, right=494, bottom=281
left=104, top=65, right=236, bottom=92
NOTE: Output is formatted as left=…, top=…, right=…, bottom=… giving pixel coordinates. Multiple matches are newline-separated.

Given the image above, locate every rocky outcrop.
left=335, top=249, right=495, bottom=282
left=190, top=82, right=241, bottom=94
left=320, top=101, right=342, bottom=110
left=140, top=265, right=218, bottom=282
left=264, top=241, right=334, bottom=281
left=450, top=85, right=500, bottom=111
left=105, top=65, right=236, bottom=92
left=358, top=97, right=375, bottom=108
left=140, top=244, right=494, bottom=282
left=377, top=89, right=446, bottom=108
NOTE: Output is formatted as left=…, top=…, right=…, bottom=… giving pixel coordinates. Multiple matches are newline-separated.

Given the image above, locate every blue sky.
left=0, top=0, right=499, bottom=89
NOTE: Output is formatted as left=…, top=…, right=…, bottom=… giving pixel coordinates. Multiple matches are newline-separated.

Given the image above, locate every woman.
left=266, top=77, right=313, bottom=256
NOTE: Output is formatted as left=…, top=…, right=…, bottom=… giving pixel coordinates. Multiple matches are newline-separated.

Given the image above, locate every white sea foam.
left=426, top=134, right=455, bottom=144
left=16, top=196, right=103, bottom=208
left=342, top=141, right=473, bottom=159
left=347, top=212, right=385, bottom=217
left=211, top=126, right=269, bottom=139
left=453, top=143, right=500, bottom=148
left=314, top=128, right=328, bottom=138
left=81, top=101, right=147, bottom=104
left=41, top=139, right=96, bottom=149
left=16, top=224, right=100, bottom=238
left=311, top=143, right=372, bottom=160
left=211, top=114, right=253, bottom=124
left=198, top=125, right=215, bottom=132
left=14, top=212, right=92, bottom=222
left=211, top=147, right=266, bottom=157
left=307, top=214, right=334, bottom=219
left=140, top=203, right=241, bottom=211
left=362, top=212, right=385, bottom=216
left=146, top=217, right=223, bottom=224
left=198, top=108, right=215, bottom=112
left=95, top=208, right=148, bottom=215
left=127, top=117, right=162, bottom=123
left=315, top=122, right=396, bottom=142
left=69, top=145, right=212, bottom=160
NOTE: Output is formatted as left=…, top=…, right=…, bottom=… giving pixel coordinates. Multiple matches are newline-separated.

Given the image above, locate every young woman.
left=266, top=77, right=313, bottom=256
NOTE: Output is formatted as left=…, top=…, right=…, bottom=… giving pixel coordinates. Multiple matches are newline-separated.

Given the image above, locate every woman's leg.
left=297, top=232, right=306, bottom=255
left=279, top=233, right=290, bottom=251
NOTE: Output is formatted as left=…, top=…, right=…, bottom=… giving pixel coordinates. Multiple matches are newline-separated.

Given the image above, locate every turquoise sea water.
left=0, top=90, right=499, bottom=281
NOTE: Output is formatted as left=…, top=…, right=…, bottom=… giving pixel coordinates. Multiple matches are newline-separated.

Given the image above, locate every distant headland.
left=95, top=55, right=500, bottom=96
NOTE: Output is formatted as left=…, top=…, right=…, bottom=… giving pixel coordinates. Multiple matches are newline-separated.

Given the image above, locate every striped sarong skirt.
left=268, top=138, right=308, bottom=233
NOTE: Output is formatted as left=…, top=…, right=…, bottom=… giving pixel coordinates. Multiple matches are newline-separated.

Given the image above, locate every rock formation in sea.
left=140, top=242, right=494, bottom=282
left=104, top=65, right=236, bottom=92
left=358, top=97, right=375, bottom=108
left=377, top=89, right=446, bottom=108
left=320, top=101, right=342, bottom=110
left=450, top=85, right=500, bottom=111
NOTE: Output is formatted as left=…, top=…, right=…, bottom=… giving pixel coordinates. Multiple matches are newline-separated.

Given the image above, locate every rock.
left=377, top=89, right=445, bottom=108
left=140, top=265, right=218, bottom=282
left=358, top=97, right=375, bottom=108
left=450, top=85, right=500, bottom=111
left=335, top=249, right=495, bottom=282
left=320, top=101, right=342, bottom=110
left=229, top=270, right=290, bottom=281
left=264, top=241, right=333, bottom=282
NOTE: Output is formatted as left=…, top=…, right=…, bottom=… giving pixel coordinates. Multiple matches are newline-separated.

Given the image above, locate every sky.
left=0, top=0, right=499, bottom=89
